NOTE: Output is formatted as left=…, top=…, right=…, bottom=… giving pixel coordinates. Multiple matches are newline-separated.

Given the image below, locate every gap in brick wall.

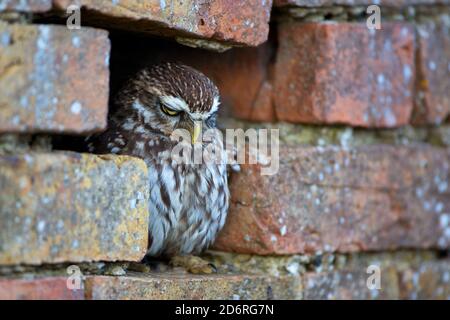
left=108, top=32, right=231, bottom=115
left=107, top=30, right=276, bottom=120
left=273, top=5, right=450, bottom=23
left=52, top=29, right=277, bottom=153
left=39, top=8, right=450, bottom=154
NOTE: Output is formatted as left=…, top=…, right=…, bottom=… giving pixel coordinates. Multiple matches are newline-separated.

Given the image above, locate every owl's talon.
left=170, top=255, right=217, bottom=274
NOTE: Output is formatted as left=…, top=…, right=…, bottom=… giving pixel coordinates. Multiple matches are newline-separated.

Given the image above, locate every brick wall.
left=0, top=1, right=449, bottom=300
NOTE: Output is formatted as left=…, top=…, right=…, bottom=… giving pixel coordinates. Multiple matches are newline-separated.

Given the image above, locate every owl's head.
left=117, top=62, right=220, bottom=144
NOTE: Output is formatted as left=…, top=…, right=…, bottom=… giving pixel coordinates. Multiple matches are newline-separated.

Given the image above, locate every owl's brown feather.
left=88, top=62, right=229, bottom=258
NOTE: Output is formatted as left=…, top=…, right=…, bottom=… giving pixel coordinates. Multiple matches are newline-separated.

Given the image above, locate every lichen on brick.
left=0, top=151, right=149, bottom=265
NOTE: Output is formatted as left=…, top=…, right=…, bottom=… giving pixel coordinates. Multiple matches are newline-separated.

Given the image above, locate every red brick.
left=0, top=0, right=51, bottom=12
left=214, top=144, right=450, bottom=254
left=85, top=273, right=300, bottom=300
left=274, top=22, right=414, bottom=128
left=0, top=22, right=109, bottom=134
left=412, top=17, right=450, bottom=125
left=53, top=0, right=272, bottom=47
left=0, top=277, right=84, bottom=300
left=0, top=152, right=149, bottom=265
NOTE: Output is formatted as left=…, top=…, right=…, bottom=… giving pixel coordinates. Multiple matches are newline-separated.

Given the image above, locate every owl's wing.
left=86, top=119, right=128, bottom=155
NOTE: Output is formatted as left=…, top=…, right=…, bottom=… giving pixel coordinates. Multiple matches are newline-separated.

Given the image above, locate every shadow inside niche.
left=52, top=30, right=275, bottom=152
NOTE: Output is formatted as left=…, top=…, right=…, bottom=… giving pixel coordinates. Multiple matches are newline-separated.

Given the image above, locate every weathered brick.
left=0, top=152, right=149, bottom=265
left=303, top=268, right=399, bottom=300
left=85, top=273, right=301, bottom=300
left=0, top=0, right=51, bottom=12
left=0, top=22, right=109, bottom=134
left=214, top=144, right=450, bottom=254
left=0, top=277, right=83, bottom=300
left=275, top=0, right=450, bottom=6
left=52, top=0, right=272, bottom=47
left=412, top=17, right=450, bottom=125
left=274, top=22, right=414, bottom=128
left=399, top=260, right=450, bottom=299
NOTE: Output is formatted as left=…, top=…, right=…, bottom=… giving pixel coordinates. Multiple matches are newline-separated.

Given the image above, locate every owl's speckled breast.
left=146, top=159, right=229, bottom=257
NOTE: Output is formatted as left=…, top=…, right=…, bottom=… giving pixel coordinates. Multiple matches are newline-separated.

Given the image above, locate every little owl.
left=87, top=62, right=231, bottom=273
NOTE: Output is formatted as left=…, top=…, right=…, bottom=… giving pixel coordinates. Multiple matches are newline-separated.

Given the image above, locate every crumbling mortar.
left=201, top=249, right=445, bottom=277
left=273, top=5, right=450, bottom=24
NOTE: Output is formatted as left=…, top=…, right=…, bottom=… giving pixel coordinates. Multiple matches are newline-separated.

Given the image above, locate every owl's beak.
left=192, top=121, right=202, bottom=144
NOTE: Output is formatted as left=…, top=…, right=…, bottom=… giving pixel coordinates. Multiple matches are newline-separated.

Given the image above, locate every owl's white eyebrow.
left=160, top=96, right=189, bottom=112
left=189, top=96, right=220, bottom=120
left=210, top=96, right=220, bottom=114
left=160, top=95, right=220, bottom=120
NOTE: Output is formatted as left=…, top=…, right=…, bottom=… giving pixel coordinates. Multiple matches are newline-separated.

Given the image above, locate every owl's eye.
left=161, top=105, right=180, bottom=116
